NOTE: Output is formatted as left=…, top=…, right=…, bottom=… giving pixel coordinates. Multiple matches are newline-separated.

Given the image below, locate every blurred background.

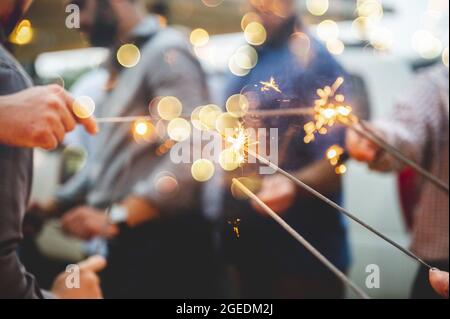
left=9, top=0, right=449, bottom=299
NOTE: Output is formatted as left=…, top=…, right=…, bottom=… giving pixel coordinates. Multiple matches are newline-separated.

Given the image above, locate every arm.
left=123, top=46, right=209, bottom=223
left=0, top=86, right=98, bottom=149
left=61, top=45, right=209, bottom=237
left=347, top=70, right=445, bottom=172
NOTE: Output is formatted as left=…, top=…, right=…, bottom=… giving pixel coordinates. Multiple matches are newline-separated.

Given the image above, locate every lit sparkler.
left=304, top=77, right=449, bottom=194
left=260, top=77, right=282, bottom=93
left=231, top=178, right=370, bottom=299
left=303, top=77, right=355, bottom=144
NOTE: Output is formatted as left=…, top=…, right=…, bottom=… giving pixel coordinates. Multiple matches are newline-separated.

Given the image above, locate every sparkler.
left=343, top=118, right=450, bottom=194
left=246, top=148, right=433, bottom=269
left=96, top=116, right=153, bottom=124
left=228, top=218, right=241, bottom=239
left=305, top=78, right=449, bottom=194
left=231, top=178, right=370, bottom=299
left=260, top=77, right=282, bottom=93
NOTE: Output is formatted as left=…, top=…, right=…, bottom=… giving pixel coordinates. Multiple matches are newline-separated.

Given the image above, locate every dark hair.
left=149, top=1, right=169, bottom=17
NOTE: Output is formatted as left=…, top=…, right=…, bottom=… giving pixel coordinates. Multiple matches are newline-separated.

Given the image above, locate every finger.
left=55, top=97, right=77, bottom=132
left=59, top=90, right=99, bottom=135
left=78, top=255, right=107, bottom=273
left=429, top=269, right=449, bottom=298
left=51, top=117, right=66, bottom=144
left=41, top=134, right=58, bottom=150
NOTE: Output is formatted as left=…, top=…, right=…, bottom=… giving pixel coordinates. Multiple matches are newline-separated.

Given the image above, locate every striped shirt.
left=374, top=65, right=449, bottom=261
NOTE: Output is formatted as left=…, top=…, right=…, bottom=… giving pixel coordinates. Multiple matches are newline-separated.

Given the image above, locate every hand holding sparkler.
left=0, top=85, right=98, bottom=150
left=252, top=174, right=296, bottom=215
left=305, top=78, right=449, bottom=194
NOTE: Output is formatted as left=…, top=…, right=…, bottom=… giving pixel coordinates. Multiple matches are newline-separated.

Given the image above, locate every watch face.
left=109, top=205, right=128, bottom=224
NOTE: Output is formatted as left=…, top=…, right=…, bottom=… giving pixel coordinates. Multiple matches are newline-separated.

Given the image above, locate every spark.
left=304, top=78, right=448, bottom=193
left=303, top=77, right=355, bottom=144
left=260, top=77, right=282, bottom=93
left=228, top=219, right=241, bottom=239
left=326, top=145, right=347, bottom=175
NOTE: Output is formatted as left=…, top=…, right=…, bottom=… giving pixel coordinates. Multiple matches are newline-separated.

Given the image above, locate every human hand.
left=0, top=85, right=98, bottom=150
left=429, top=269, right=449, bottom=299
left=51, top=255, right=106, bottom=299
left=61, top=206, right=119, bottom=240
left=252, top=174, right=296, bottom=215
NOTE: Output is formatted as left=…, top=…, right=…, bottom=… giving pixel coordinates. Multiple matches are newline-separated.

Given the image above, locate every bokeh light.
left=199, top=104, right=222, bottom=130
left=216, top=113, right=241, bottom=136
left=306, top=0, right=329, bottom=16
left=73, top=96, right=96, bottom=119
left=117, top=44, right=141, bottom=68
left=241, top=12, right=262, bottom=31
left=190, top=28, right=210, bottom=47
left=219, top=148, right=241, bottom=171
left=9, top=19, right=33, bottom=45
left=317, top=20, right=339, bottom=42
left=158, top=96, right=183, bottom=121
left=443, top=47, right=449, bottom=68
left=327, top=39, right=345, bottom=55
left=412, top=30, right=443, bottom=59
left=244, top=22, right=267, bottom=46
left=167, top=118, right=191, bottom=142
left=226, top=94, right=250, bottom=118
left=191, top=159, right=215, bottom=182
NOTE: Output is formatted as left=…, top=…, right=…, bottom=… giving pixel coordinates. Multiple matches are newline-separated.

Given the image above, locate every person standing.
left=347, top=65, right=449, bottom=299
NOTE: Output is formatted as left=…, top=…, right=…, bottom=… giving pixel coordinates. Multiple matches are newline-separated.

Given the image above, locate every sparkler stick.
left=96, top=116, right=153, bottom=123
left=247, top=108, right=314, bottom=118
left=302, top=77, right=449, bottom=194
left=232, top=178, right=370, bottom=300
left=342, top=118, right=449, bottom=194
left=95, top=108, right=313, bottom=124
left=246, top=148, right=433, bottom=269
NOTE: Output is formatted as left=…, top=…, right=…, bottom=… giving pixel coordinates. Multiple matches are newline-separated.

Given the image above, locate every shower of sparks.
left=304, top=77, right=356, bottom=144
left=260, top=77, right=282, bottom=93
left=225, top=123, right=256, bottom=168
left=326, top=145, right=347, bottom=175
left=228, top=219, right=241, bottom=238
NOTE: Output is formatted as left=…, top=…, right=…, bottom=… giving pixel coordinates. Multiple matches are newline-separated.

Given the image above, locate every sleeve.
left=0, top=62, right=43, bottom=299
left=131, top=46, right=209, bottom=213
left=372, top=71, right=441, bottom=171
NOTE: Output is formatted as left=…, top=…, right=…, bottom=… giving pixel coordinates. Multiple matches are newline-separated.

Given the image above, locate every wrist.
left=121, top=196, right=158, bottom=228
left=108, top=204, right=129, bottom=227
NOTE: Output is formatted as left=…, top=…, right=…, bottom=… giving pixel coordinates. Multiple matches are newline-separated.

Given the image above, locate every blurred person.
left=346, top=65, right=449, bottom=299
left=37, top=0, right=220, bottom=298
left=0, top=0, right=103, bottom=299
left=221, top=0, right=352, bottom=298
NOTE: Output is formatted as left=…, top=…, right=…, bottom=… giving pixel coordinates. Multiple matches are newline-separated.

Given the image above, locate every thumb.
left=78, top=255, right=107, bottom=273
left=429, top=269, right=449, bottom=298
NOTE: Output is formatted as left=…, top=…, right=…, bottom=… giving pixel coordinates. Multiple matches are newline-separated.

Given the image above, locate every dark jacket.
left=0, top=40, right=41, bottom=298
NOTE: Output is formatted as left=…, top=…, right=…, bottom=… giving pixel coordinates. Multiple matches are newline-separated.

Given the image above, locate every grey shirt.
left=0, top=43, right=42, bottom=298
left=57, top=17, right=210, bottom=214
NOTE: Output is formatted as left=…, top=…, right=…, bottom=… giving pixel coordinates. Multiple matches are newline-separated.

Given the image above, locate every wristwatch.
left=108, top=204, right=129, bottom=226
